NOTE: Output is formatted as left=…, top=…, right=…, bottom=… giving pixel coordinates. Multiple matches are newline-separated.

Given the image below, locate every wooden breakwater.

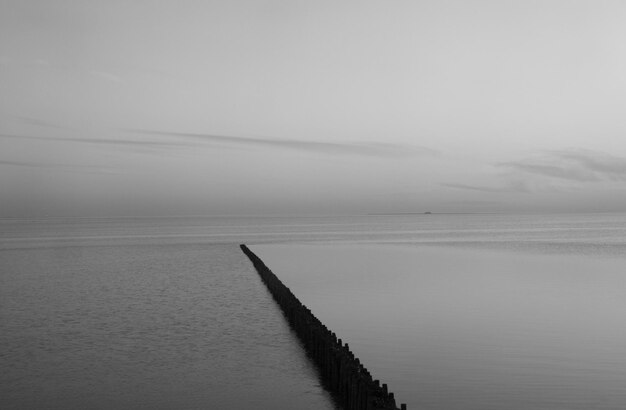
left=240, top=244, right=406, bottom=410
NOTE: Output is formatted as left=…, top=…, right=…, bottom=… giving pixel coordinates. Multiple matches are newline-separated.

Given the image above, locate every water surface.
left=250, top=213, right=626, bottom=410
left=1, top=242, right=336, bottom=410
left=2, top=213, right=626, bottom=409
left=251, top=242, right=626, bottom=409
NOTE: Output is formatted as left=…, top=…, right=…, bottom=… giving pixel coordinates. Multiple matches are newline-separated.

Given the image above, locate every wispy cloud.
left=441, top=148, right=626, bottom=193
left=0, top=133, right=191, bottom=148
left=13, top=115, right=70, bottom=130
left=441, top=181, right=530, bottom=193
left=4, top=115, right=438, bottom=157
left=497, top=162, right=597, bottom=182
left=126, top=129, right=438, bottom=157
left=442, top=149, right=626, bottom=197
left=0, top=159, right=122, bottom=174
left=441, top=182, right=505, bottom=193
left=497, top=149, right=626, bottom=182
left=552, top=149, right=626, bottom=180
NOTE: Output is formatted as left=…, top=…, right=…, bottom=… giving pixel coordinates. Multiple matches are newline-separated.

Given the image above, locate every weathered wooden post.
left=240, top=244, right=404, bottom=410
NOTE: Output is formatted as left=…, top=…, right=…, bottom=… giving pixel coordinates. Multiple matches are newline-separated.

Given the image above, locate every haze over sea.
left=2, top=212, right=626, bottom=409
left=4, top=2, right=626, bottom=409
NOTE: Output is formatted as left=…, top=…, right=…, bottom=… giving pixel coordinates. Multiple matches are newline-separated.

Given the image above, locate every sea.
left=1, top=213, right=626, bottom=410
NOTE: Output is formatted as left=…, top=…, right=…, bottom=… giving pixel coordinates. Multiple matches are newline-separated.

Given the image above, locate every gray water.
left=0, top=241, right=336, bottom=409
left=2, top=213, right=626, bottom=409
left=251, top=213, right=626, bottom=410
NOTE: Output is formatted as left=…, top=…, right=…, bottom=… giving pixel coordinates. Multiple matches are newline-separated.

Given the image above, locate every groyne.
left=240, top=244, right=406, bottom=410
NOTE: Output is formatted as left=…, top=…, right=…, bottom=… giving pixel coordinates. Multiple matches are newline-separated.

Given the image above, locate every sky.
left=2, top=0, right=626, bottom=217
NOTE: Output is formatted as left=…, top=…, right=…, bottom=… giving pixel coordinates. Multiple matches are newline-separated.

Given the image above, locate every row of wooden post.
left=241, top=244, right=406, bottom=410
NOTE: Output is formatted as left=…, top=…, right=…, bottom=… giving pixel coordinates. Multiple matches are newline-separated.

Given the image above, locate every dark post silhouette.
left=240, top=244, right=406, bottom=410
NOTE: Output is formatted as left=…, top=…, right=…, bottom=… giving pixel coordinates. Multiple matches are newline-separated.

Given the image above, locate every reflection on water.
left=0, top=244, right=336, bottom=410
left=253, top=243, right=626, bottom=410
left=3, top=213, right=626, bottom=258
left=2, top=213, right=626, bottom=409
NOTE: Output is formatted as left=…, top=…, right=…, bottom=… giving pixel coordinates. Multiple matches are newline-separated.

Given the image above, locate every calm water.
left=251, top=213, right=626, bottom=410
left=2, top=213, right=626, bottom=409
left=0, top=240, right=336, bottom=409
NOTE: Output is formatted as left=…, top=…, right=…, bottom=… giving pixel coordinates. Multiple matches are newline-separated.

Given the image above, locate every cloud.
left=441, top=181, right=530, bottom=193
left=4, top=116, right=438, bottom=157
left=552, top=149, right=626, bottom=180
left=0, top=159, right=122, bottom=174
left=13, top=115, right=70, bottom=130
left=4, top=115, right=437, bottom=157
left=441, top=182, right=506, bottom=193
left=126, top=129, right=438, bottom=158
left=6, top=117, right=184, bottom=148
left=0, top=132, right=191, bottom=148
left=497, top=149, right=626, bottom=183
left=497, top=162, right=597, bottom=182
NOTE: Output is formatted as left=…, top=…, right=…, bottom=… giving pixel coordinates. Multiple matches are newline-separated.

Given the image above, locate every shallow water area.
left=0, top=241, right=337, bottom=410
left=252, top=242, right=626, bottom=410
left=2, top=213, right=626, bottom=410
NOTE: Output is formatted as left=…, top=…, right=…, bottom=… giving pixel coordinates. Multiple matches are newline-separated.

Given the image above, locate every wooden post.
left=240, top=244, right=404, bottom=410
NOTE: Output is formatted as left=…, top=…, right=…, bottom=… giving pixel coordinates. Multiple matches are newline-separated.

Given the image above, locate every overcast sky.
left=2, top=0, right=626, bottom=217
